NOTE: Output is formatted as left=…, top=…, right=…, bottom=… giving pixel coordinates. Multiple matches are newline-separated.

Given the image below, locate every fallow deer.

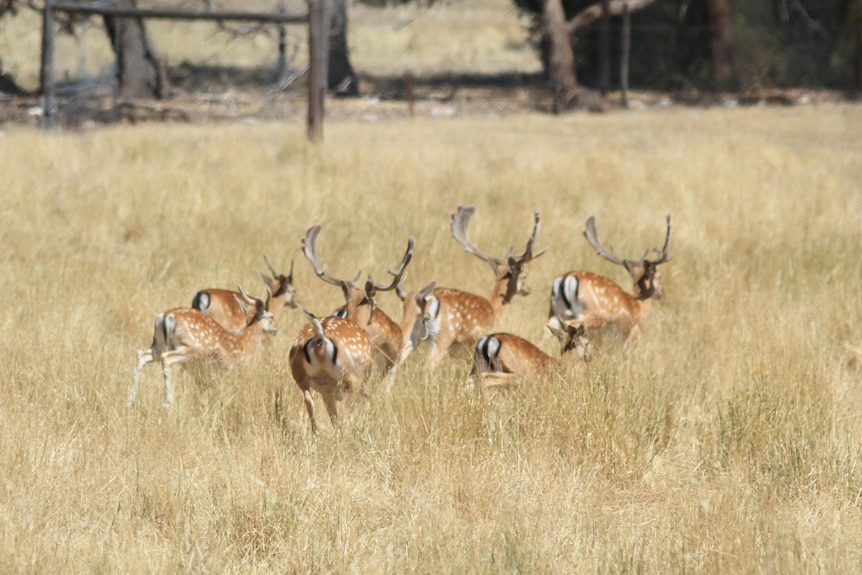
left=191, top=255, right=296, bottom=335
left=300, top=225, right=415, bottom=373
left=288, top=304, right=375, bottom=433
left=469, top=318, right=591, bottom=388
left=548, top=214, right=672, bottom=345
left=390, top=205, right=545, bottom=380
left=130, top=287, right=277, bottom=408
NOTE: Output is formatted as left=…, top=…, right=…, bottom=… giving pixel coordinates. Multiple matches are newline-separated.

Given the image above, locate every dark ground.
left=0, top=64, right=853, bottom=129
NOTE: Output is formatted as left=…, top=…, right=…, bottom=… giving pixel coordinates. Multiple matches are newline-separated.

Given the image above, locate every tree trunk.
left=327, top=0, right=359, bottom=97
left=704, top=0, right=739, bottom=92
left=103, top=0, right=168, bottom=99
left=854, top=0, right=862, bottom=95
left=542, top=0, right=578, bottom=112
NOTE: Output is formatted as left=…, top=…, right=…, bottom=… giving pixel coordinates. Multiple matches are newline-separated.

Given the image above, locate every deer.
left=288, top=303, right=375, bottom=433
left=191, top=255, right=296, bottom=335
left=547, top=214, right=673, bottom=346
left=129, top=287, right=277, bottom=409
left=468, top=317, right=591, bottom=388
left=389, top=205, right=545, bottom=384
left=300, top=225, right=415, bottom=374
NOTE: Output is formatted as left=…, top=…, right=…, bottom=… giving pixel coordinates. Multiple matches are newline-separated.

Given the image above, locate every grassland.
left=1, top=103, right=861, bottom=573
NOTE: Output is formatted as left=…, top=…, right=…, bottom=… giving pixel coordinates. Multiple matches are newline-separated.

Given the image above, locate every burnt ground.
left=0, top=63, right=855, bottom=129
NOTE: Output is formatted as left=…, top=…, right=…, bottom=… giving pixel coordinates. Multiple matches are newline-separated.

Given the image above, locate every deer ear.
left=546, top=322, right=562, bottom=340
left=260, top=272, right=274, bottom=289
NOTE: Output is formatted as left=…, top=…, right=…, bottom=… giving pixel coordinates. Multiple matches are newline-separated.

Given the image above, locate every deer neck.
left=488, top=273, right=517, bottom=324
left=635, top=297, right=652, bottom=321
left=345, top=291, right=372, bottom=326
left=237, top=317, right=268, bottom=355
left=269, top=295, right=287, bottom=324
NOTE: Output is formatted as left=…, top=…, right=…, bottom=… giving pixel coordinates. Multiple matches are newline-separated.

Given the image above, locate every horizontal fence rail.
left=49, top=3, right=308, bottom=24
left=40, top=0, right=328, bottom=140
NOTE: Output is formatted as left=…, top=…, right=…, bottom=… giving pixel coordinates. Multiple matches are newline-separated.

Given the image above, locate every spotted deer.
left=390, top=205, right=545, bottom=382
left=191, top=255, right=296, bottom=335
left=548, top=214, right=672, bottom=345
left=130, top=287, right=276, bottom=408
left=469, top=318, right=591, bottom=388
left=288, top=304, right=375, bottom=433
left=300, top=225, right=414, bottom=374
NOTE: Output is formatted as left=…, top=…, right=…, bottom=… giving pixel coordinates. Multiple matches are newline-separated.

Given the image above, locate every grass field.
left=1, top=103, right=861, bottom=573
left=3, top=1, right=862, bottom=572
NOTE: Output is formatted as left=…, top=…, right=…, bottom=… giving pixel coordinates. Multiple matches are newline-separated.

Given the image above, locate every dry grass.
left=1, top=103, right=861, bottom=573
left=2, top=2, right=862, bottom=572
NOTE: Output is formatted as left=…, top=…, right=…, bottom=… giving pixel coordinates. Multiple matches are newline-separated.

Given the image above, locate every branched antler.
left=451, top=205, right=545, bottom=272
left=301, top=225, right=361, bottom=291
left=584, top=215, right=673, bottom=268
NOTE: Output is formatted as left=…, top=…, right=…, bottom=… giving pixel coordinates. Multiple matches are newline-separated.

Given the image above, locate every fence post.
left=621, top=3, right=630, bottom=108
left=277, top=3, right=288, bottom=84
left=307, top=0, right=327, bottom=141
left=39, top=0, right=56, bottom=129
left=599, top=0, right=609, bottom=97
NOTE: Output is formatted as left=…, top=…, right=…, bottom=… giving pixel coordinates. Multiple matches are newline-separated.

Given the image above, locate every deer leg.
left=622, top=322, right=643, bottom=351
left=427, top=340, right=451, bottom=368
left=129, top=349, right=154, bottom=405
left=479, top=372, right=520, bottom=388
left=301, top=385, right=318, bottom=434
left=322, top=393, right=340, bottom=428
left=385, top=340, right=415, bottom=392
left=160, top=349, right=189, bottom=409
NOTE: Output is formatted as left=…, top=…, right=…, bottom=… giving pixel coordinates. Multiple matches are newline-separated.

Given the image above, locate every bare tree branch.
left=566, top=0, right=657, bottom=39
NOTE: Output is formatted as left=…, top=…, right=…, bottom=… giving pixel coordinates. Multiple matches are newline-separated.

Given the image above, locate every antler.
left=583, top=216, right=627, bottom=266
left=263, top=253, right=294, bottom=280
left=373, top=236, right=415, bottom=292
left=451, top=205, right=546, bottom=270
left=235, top=284, right=271, bottom=310
left=584, top=215, right=673, bottom=268
left=508, top=208, right=546, bottom=267
left=450, top=205, right=507, bottom=267
left=236, top=284, right=255, bottom=305
left=360, top=237, right=415, bottom=326
left=648, top=214, right=673, bottom=264
left=301, top=225, right=361, bottom=289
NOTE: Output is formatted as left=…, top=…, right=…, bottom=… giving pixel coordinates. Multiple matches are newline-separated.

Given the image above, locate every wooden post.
left=855, top=20, right=861, bottom=95
left=307, top=0, right=327, bottom=141
left=39, top=0, right=56, bottom=129
left=621, top=3, right=630, bottom=108
left=599, top=0, right=610, bottom=97
left=277, top=3, right=287, bottom=84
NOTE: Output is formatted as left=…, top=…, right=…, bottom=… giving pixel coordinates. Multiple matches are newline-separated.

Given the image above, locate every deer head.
left=451, top=205, right=546, bottom=302
left=301, top=224, right=414, bottom=324
left=583, top=214, right=672, bottom=300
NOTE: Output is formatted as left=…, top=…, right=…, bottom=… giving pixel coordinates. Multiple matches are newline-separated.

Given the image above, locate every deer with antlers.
left=548, top=214, right=672, bottom=346
left=191, top=255, right=296, bottom=335
left=300, top=225, right=415, bottom=374
left=288, top=304, right=375, bottom=433
left=390, top=205, right=545, bottom=383
left=130, top=287, right=277, bottom=408
left=469, top=317, right=591, bottom=388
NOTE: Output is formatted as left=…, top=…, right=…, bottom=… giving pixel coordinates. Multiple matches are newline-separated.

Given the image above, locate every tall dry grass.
left=1, top=104, right=862, bottom=573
